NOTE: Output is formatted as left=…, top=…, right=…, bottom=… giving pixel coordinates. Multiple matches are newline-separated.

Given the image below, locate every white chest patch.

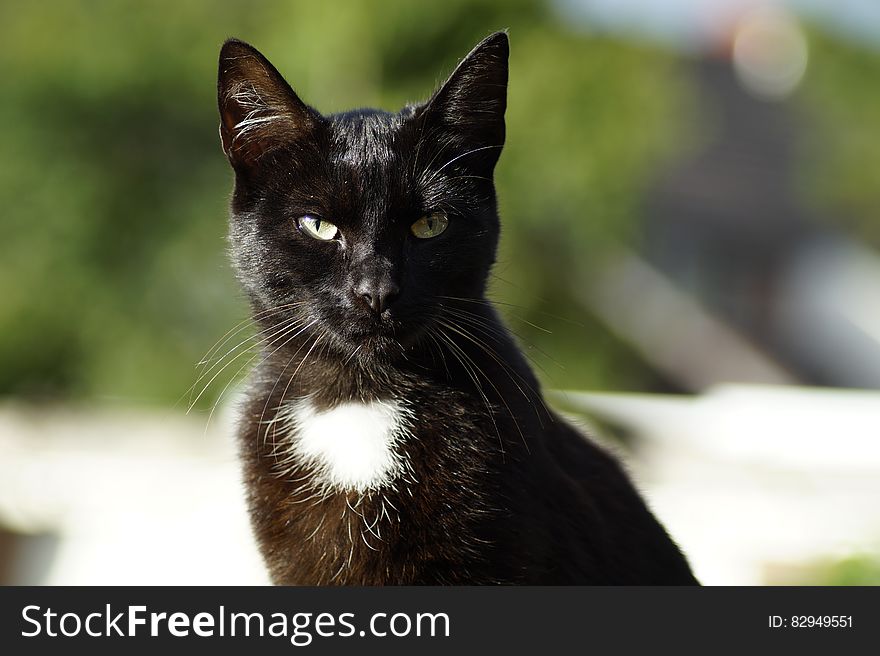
left=282, top=397, right=411, bottom=493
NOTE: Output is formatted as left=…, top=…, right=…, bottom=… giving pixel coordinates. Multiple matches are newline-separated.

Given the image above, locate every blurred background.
left=1, top=0, right=879, bottom=585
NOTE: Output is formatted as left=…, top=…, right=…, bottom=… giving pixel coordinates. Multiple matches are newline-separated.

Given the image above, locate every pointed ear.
left=415, top=31, right=509, bottom=173
left=217, top=39, right=319, bottom=170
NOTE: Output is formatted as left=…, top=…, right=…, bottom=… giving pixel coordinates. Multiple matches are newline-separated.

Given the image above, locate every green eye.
left=411, top=213, right=449, bottom=239
left=298, top=215, right=339, bottom=241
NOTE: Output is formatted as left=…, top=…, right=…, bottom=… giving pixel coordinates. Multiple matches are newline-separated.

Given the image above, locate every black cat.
left=217, top=31, right=698, bottom=585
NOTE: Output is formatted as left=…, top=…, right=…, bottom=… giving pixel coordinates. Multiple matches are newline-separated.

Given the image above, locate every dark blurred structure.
left=647, top=56, right=807, bottom=338
left=585, top=7, right=880, bottom=391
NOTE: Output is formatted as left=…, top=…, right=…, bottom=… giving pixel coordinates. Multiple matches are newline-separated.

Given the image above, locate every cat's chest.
left=278, top=397, right=413, bottom=493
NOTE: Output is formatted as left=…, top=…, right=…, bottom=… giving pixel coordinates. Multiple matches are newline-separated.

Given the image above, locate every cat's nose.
left=354, top=278, right=400, bottom=314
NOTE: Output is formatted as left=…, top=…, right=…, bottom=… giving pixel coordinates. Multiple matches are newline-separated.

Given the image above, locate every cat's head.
left=217, top=32, right=508, bottom=364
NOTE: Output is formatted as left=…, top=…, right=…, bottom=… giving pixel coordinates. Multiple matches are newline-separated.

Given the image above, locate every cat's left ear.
left=415, top=31, right=509, bottom=173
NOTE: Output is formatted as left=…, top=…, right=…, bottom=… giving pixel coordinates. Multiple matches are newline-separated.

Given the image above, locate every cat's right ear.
left=217, top=39, right=319, bottom=171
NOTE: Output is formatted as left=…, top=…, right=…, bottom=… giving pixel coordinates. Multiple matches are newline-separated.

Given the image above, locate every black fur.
left=217, top=32, right=698, bottom=585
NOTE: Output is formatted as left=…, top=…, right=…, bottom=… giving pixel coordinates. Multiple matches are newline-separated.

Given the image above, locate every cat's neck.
left=249, top=297, right=547, bottom=420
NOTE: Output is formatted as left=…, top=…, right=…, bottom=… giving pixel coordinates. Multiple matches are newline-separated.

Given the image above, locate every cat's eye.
left=297, top=215, right=339, bottom=241
left=411, top=213, right=448, bottom=239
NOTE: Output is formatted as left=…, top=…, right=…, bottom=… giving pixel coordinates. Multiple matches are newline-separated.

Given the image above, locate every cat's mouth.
left=338, top=331, right=406, bottom=366
left=334, top=311, right=424, bottom=360
left=348, top=321, right=405, bottom=346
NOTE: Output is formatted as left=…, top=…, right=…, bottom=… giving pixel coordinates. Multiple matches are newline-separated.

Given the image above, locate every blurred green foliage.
left=0, top=0, right=690, bottom=406
left=798, top=28, right=880, bottom=246
left=803, top=554, right=880, bottom=586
